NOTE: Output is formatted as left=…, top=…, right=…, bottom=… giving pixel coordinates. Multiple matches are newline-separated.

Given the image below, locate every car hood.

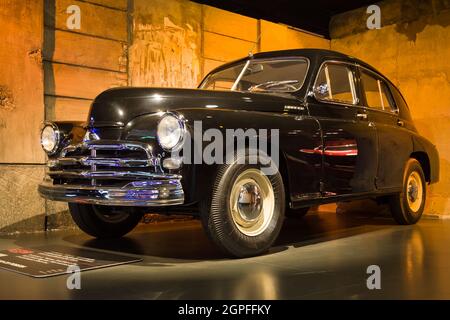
left=88, top=87, right=303, bottom=126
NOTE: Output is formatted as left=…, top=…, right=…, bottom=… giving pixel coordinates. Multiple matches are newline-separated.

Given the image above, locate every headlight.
left=157, top=113, right=185, bottom=151
left=40, top=123, right=60, bottom=155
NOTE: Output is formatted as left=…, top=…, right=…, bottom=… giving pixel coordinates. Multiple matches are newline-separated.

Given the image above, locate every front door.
left=307, top=61, right=378, bottom=196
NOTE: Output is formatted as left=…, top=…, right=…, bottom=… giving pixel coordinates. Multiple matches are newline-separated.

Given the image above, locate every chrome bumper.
left=38, top=176, right=184, bottom=207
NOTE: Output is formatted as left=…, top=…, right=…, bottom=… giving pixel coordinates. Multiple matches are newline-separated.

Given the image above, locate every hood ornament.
left=83, top=130, right=100, bottom=143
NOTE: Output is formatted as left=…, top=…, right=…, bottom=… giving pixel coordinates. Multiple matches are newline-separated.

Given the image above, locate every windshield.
left=200, top=58, right=309, bottom=93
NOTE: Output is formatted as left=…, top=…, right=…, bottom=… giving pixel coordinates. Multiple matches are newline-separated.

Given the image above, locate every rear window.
left=390, top=84, right=408, bottom=112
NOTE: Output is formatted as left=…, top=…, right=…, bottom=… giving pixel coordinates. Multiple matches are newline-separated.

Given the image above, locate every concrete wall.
left=0, top=0, right=45, bottom=164
left=260, top=20, right=330, bottom=52
left=0, top=0, right=48, bottom=233
left=202, top=6, right=259, bottom=76
left=330, top=0, right=450, bottom=215
left=129, top=0, right=202, bottom=88
left=44, top=0, right=128, bottom=122
left=41, top=0, right=129, bottom=227
left=128, top=0, right=329, bottom=88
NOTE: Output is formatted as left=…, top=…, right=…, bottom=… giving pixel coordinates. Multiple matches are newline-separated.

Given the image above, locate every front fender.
left=176, top=108, right=322, bottom=205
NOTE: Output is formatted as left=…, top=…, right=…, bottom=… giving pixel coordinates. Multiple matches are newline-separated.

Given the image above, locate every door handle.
left=356, top=112, right=368, bottom=120
left=397, top=119, right=405, bottom=127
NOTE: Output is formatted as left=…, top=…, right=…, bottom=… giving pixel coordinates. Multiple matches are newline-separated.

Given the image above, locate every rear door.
left=358, top=67, right=412, bottom=191
left=307, top=61, right=378, bottom=196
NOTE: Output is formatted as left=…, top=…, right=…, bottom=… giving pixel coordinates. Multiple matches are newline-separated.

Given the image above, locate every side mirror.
left=308, top=83, right=329, bottom=101
left=314, top=83, right=329, bottom=96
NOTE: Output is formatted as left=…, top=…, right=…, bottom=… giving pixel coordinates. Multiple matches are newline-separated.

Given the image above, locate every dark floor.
left=1, top=205, right=450, bottom=300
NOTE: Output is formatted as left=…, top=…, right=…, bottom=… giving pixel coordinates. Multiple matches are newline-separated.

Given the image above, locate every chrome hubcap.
left=406, top=171, right=423, bottom=212
left=230, top=169, right=275, bottom=237
left=237, top=183, right=263, bottom=223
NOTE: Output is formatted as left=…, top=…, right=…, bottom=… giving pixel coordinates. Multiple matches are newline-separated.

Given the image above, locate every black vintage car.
left=39, top=49, right=439, bottom=257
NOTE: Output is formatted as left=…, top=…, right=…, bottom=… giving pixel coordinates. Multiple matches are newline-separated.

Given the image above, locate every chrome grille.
left=48, top=140, right=162, bottom=187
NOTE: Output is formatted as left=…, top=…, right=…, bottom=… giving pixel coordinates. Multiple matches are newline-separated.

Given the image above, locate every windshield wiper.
left=248, top=80, right=301, bottom=92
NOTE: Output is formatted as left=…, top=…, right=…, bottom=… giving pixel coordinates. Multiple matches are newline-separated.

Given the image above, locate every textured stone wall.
left=0, top=0, right=47, bottom=233
left=1, top=0, right=132, bottom=233
left=129, top=1, right=330, bottom=88
left=330, top=0, right=450, bottom=215
left=0, top=0, right=45, bottom=164
left=129, top=0, right=202, bottom=88
left=44, top=0, right=128, bottom=122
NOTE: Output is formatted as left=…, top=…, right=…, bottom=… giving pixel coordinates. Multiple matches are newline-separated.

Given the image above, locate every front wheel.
left=200, top=164, right=285, bottom=258
left=68, top=203, right=143, bottom=238
left=389, top=159, right=426, bottom=225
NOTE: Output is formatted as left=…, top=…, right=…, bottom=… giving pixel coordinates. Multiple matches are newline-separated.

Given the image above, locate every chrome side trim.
left=284, top=105, right=305, bottom=112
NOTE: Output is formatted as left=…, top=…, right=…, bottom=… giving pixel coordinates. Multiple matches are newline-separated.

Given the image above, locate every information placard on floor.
left=0, top=245, right=142, bottom=278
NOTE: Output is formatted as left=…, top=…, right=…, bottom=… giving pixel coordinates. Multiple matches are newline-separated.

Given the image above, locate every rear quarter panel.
left=412, top=133, right=440, bottom=183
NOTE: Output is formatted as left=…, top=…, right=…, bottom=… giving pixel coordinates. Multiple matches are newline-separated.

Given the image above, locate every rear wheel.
left=389, top=159, right=426, bottom=225
left=200, top=163, right=285, bottom=258
left=68, top=203, right=143, bottom=238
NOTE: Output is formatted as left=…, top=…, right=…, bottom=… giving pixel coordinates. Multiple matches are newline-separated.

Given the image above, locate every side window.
left=390, top=84, right=408, bottom=113
left=314, top=63, right=357, bottom=105
left=379, top=81, right=395, bottom=111
left=360, top=70, right=395, bottom=112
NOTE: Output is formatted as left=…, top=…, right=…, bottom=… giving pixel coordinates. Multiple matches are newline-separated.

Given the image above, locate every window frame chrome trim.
left=312, top=60, right=360, bottom=107
left=311, top=60, right=401, bottom=116
left=357, top=64, right=400, bottom=115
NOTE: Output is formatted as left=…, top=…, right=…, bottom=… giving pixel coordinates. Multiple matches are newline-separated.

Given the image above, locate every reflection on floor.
left=0, top=204, right=449, bottom=299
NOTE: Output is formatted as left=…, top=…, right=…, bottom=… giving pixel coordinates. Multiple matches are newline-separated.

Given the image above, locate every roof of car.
left=252, top=48, right=351, bottom=60
left=211, top=48, right=382, bottom=78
